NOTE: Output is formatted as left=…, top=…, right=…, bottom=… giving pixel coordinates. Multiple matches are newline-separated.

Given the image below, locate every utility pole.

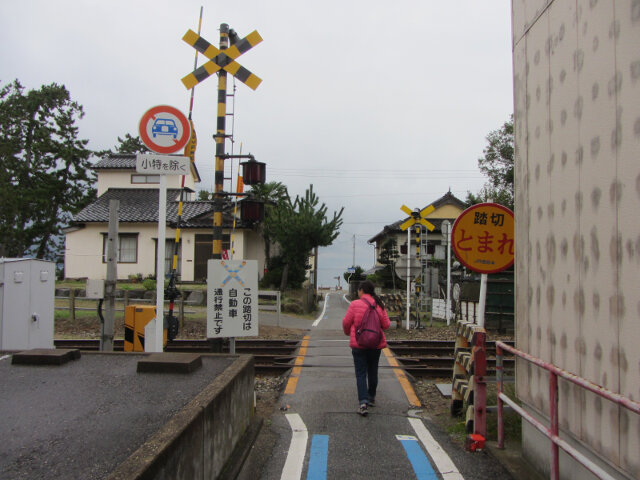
left=352, top=234, right=356, bottom=267
left=102, top=199, right=118, bottom=351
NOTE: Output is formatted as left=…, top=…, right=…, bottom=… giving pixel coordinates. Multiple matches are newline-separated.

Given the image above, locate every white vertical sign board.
left=207, top=260, right=259, bottom=338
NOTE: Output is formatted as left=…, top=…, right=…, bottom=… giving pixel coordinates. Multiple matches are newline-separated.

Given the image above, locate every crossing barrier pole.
left=472, top=330, right=487, bottom=438
left=496, top=344, right=504, bottom=449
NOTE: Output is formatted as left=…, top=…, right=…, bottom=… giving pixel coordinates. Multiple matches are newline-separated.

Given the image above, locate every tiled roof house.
left=367, top=191, right=467, bottom=268
left=64, top=155, right=266, bottom=282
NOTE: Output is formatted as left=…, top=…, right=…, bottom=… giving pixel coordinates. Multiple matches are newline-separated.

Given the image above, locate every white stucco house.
left=63, top=155, right=266, bottom=282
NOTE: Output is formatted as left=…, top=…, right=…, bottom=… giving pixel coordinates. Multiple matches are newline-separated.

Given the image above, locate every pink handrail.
left=496, top=341, right=640, bottom=480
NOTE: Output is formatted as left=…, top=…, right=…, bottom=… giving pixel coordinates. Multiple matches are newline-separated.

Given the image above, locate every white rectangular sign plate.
left=136, top=154, right=190, bottom=175
left=207, top=259, right=259, bottom=338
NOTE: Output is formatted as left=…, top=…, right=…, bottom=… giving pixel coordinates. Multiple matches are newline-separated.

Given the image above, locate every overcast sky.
left=1, top=0, right=514, bottom=287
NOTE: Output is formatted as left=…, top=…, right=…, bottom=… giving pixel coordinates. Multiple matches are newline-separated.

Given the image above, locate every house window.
left=102, top=234, right=138, bottom=263
left=165, top=240, right=182, bottom=275
left=155, top=239, right=182, bottom=278
left=131, top=174, right=160, bottom=184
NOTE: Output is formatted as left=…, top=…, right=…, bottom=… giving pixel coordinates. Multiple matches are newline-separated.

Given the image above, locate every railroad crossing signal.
left=399, top=205, right=436, bottom=232
left=181, top=29, right=262, bottom=90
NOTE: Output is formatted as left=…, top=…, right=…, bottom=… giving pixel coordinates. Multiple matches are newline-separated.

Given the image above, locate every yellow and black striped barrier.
left=450, top=320, right=487, bottom=439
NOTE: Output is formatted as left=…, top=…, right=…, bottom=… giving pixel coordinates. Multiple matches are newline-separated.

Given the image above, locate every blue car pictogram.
left=152, top=118, right=178, bottom=138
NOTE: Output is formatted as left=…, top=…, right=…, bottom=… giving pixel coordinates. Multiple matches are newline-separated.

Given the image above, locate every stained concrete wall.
left=511, top=0, right=640, bottom=479
left=107, top=355, right=254, bottom=480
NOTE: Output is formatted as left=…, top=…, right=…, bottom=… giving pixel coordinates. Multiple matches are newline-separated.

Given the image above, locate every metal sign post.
left=138, top=107, right=192, bottom=352
left=441, top=219, right=452, bottom=325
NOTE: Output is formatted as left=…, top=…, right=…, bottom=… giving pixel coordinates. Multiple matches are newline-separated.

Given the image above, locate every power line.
left=270, top=167, right=478, bottom=174
left=320, top=190, right=473, bottom=198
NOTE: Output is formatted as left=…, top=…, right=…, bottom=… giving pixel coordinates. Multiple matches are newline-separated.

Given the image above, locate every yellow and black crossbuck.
left=181, top=29, right=262, bottom=90
left=400, top=204, right=436, bottom=232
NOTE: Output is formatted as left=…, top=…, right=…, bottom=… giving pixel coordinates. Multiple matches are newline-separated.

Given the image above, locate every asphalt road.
left=241, top=292, right=514, bottom=479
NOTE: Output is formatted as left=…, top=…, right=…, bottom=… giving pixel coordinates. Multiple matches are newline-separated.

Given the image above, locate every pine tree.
left=0, top=80, right=95, bottom=259
left=265, top=185, right=343, bottom=290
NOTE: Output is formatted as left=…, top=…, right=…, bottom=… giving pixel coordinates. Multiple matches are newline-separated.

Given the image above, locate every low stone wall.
left=107, top=355, right=255, bottom=480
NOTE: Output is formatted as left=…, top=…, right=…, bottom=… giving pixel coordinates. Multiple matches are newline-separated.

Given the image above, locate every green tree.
left=266, top=185, right=343, bottom=291
left=0, top=80, right=95, bottom=259
left=249, top=181, right=289, bottom=266
left=343, top=266, right=366, bottom=283
left=96, top=133, right=149, bottom=157
left=466, top=115, right=514, bottom=210
left=368, top=237, right=404, bottom=290
left=197, top=190, right=212, bottom=201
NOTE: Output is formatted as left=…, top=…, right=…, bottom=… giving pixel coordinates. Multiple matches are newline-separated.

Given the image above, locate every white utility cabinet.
left=0, top=258, right=55, bottom=350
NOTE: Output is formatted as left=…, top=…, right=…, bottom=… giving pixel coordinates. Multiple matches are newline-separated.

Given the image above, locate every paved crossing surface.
left=244, top=293, right=514, bottom=480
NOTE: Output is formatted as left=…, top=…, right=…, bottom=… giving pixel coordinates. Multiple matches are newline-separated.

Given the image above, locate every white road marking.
left=0, top=355, right=11, bottom=361
left=408, top=417, right=465, bottom=480
left=312, top=293, right=330, bottom=327
left=281, top=413, right=309, bottom=480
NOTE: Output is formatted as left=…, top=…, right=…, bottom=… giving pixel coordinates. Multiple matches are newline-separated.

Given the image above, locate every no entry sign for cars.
left=451, top=203, right=515, bottom=274
left=139, top=105, right=191, bottom=154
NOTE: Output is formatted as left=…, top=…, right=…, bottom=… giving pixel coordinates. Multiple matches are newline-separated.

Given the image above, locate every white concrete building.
left=512, top=1, right=639, bottom=478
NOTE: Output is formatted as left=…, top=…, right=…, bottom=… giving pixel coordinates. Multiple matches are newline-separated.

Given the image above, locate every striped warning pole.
left=164, top=7, right=203, bottom=342
left=229, top=144, right=244, bottom=260
left=212, top=23, right=229, bottom=259
left=414, top=224, right=421, bottom=326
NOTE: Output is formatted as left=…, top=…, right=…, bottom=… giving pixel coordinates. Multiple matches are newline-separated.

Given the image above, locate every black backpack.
left=355, top=298, right=383, bottom=348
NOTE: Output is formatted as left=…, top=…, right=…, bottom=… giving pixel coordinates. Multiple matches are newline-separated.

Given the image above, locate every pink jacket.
left=342, top=294, right=391, bottom=349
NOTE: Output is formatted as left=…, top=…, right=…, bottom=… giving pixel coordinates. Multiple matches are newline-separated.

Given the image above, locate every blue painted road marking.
left=306, top=435, right=329, bottom=480
left=396, top=435, right=438, bottom=480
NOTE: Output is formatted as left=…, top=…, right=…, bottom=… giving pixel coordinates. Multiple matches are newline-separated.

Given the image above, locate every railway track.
left=53, top=338, right=300, bottom=375
left=387, top=339, right=515, bottom=378
left=54, top=338, right=514, bottom=378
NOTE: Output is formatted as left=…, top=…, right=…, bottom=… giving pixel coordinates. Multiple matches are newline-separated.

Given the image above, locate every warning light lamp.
left=240, top=159, right=266, bottom=185
left=240, top=198, right=265, bottom=222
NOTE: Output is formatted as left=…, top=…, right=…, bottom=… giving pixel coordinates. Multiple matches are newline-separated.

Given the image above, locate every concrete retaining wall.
left=107, top=355, right=255, bottom=480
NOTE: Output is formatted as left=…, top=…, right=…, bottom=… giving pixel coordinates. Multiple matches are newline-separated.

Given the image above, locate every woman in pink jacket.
left=342, top=280, right=391, bottom=416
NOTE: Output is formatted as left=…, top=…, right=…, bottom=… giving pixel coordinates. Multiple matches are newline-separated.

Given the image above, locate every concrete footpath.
left=239, top=293, right=515, bottom=480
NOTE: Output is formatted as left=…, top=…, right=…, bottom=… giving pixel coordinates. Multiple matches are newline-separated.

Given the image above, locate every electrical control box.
left=85, top=279, right=105, bottom=300
left=0, top=258, right=55, bottom=350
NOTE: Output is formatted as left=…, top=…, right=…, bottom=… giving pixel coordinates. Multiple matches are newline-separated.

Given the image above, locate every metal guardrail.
left=496, top=341, right=640, bottom=480
left=55, top=289, right=282, bottom=323
left=54, top=296, right=197, bottom=316
left=257, top=290, right=281, bottom=326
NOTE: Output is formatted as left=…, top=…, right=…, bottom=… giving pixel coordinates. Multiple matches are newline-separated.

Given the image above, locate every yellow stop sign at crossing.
left=451, top=203, right=514, bottom=274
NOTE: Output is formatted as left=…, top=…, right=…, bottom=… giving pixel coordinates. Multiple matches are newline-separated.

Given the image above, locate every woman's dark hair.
left=358, top=280, right=385, bottom=309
